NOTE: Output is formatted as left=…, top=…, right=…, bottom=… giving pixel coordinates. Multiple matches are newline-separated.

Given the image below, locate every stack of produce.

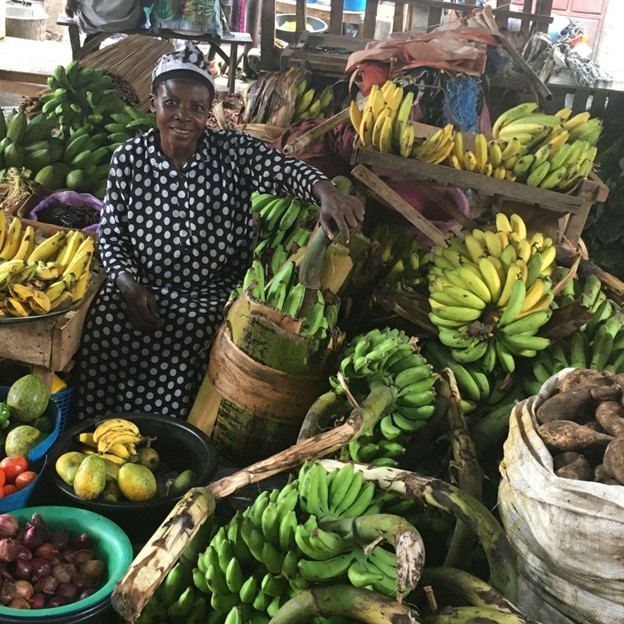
left=0, top=216, right=95, bottom=317
left=136, top=460, right=527, bottom=624
left=0, top=61, right=154, bottom=197
left=1, top=374, right=53, bottom=459
left=449, top=104, right=602, bottom=191
left=427, top=212, right=555, bottom=374
left=324, top=327, right=437, bottom=466
left=0, top=511, right=106, bottom=610
left=533, top=368, right=624, bottom=486
left=55, top=417, right=197, bottom=503
left=349, top=83, right=602, bottom=191
left=292, top=81, right=334, bottom=122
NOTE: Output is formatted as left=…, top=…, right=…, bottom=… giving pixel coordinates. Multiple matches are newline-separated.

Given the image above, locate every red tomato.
left=0, top=456, right=28, bottom=484
left=0, top=468, right=5, bottom=489
left=3, top=484, right=17, bottom=497
left=14, top=471, right=38, bottom=491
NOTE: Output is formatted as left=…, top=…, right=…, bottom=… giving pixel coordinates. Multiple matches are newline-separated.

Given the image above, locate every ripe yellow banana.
left=28, top=231, right=66, bottom=264
left=93, top=418, right=141, bottom=442
left=0, top=217, right=23, bottom=261
left=463, top=150, right=478, bottom=172
left=369, top=84, right=385, bottom=119
left=0, top=210, right=6, bottom=251
left=349, top=100, right=363, bottom=132
left=399, top=124, right=415, bottom=158
left=371, top=107, right=392, bottom=150
left=359, top=106, right=375, bottom=146
left=72, top=269, right=91, bottom=302
left=13, top=226, right=36, bottom=261
left=488, top=140, right=503, bottom=168
left=474, top=133, right=488, bottom=170
left=509, top=214, right=527, bottom=240
left=393, top=90, right=414, bottom=147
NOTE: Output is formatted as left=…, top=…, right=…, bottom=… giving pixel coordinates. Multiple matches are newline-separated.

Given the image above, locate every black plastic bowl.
left=48, top=413, right=218, bottom=542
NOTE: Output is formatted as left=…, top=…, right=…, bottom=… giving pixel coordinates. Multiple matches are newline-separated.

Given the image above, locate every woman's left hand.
left=313, top=180, right=365, bottom=243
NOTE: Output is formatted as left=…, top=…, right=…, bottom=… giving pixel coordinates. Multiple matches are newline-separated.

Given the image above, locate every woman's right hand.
left=116, top=273, right=163, bottom=331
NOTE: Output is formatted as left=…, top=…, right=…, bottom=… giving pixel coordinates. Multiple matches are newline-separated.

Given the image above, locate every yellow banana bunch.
left=428, top=212, right=555, bottom=375
left=93, top=418, right=143, bottom=457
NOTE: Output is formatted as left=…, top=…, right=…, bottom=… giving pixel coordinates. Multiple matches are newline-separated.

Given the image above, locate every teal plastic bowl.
left=0, top=506, right=132, bottom=620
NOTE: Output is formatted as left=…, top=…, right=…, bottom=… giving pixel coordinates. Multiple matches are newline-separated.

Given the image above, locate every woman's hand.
left=65, top=1, right=77, bottom=18
left=313, top=179, right=365, bottom=243
left=116, top=273, right=163, bottom=331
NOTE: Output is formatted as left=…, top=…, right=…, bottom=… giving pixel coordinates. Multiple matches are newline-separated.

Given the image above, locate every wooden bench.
left=56, top=15, right=251, bottom=95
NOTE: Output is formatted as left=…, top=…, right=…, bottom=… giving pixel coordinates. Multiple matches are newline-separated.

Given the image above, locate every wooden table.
left=0, top=272, right=105, bottom=390
left=56, top=15, right=251, bottom=95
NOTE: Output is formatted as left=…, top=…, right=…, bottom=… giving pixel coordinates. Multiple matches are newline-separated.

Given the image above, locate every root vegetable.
left=603, top=438, right=624, bottom=484
left=80, top=559, right=105, bottom=584
left=552, top=451, right=583, bottom=470
left=52, top=562, right=76, bottom=584
left=55, top=581, right=78, bottom=603
left=14, top=579, right=33, bottom=601
left=536, top=388, right=595, bottom=424
left=555, top=454, right=592, bottom=480
left=559, top=369, right=615, bottom=393
left=590, top=385, right=621, bottom=402
left=8, top=597, right=30, bottom=609
left=595, top=401, right=624, bottom=437
left=537, top=420, right=615, bottom=451
left=584, top=421, right=605, bottom=432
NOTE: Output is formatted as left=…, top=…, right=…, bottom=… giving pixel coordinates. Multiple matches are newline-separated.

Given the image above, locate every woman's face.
left=150, top=77, right=213, bottom=157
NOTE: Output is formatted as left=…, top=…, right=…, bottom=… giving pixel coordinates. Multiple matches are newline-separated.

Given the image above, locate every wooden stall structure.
left=262, top=0, right=555, bottom=75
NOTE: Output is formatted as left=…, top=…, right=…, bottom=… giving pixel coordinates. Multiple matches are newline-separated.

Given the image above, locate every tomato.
left=3, top=484, right=17, bottom=497
left=0, top=468, right=5, bottom=489
left=14, top=471, right=38, bottom=491
left=0, top=456, right=28, bottom=484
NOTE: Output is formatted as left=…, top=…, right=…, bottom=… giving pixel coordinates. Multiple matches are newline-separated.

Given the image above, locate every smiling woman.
left=72, top=43, right=365, bottom=421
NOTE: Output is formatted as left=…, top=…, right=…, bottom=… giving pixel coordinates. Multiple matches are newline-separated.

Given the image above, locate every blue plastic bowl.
left=0, top=506, right=132, bottom=621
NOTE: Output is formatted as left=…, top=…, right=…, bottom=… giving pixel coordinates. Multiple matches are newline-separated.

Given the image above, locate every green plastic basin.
left=0, top=506, right=132, bottom=620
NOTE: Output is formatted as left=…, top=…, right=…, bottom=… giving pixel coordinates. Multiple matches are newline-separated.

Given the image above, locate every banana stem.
left=320, top=460, right=518, bottom=603
left=421, top=605, right=533, bottom=623
left=269, top=585, right=421, bottom=624
left=321, top=513, right=425, bottom=596
left=358, top=384, right=398, bottom=437
left=297, top=390, right=343, bottom=443
left=441, top=373, right=484, bottom=570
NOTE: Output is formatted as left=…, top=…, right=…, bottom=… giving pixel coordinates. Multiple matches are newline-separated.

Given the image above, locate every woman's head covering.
left=151, top=41, right=215, bottom=94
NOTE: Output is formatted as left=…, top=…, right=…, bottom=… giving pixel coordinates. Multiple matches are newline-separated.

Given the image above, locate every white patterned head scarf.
left=151, top=41, right=215, bottom=94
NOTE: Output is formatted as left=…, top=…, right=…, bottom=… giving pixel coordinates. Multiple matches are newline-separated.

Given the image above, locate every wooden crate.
left=0, top=271, right=105, bottom=390
left=351, top=141, right=608, bottom=245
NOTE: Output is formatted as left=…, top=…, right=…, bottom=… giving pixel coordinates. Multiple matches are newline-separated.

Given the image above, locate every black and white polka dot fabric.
left=75, top=128, right=327, bottom=420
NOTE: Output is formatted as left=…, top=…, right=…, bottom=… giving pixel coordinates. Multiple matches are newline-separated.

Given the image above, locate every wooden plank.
left=351, top=164, right=448, bottom=246
left=535, top=0, right=553, bottom=33
left=0, top=70, right=48, bottom=85
left=260, top=0, right=277, bottom=71
left=328, top=0, right=345, bottom=35
left=295, top=0, right=306, bottom=35
left=394, top=2, right=407, bottom=33
left=521, top=0, right=533, bottom=32
left=362, top=0, right=380, bottom=39
left=352, top=145, right=589, bottom=213
left=0, top=79, right=44, bottom=98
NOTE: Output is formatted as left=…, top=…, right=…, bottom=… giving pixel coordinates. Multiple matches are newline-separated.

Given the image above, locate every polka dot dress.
left=75, top=128, right=327, bottom=420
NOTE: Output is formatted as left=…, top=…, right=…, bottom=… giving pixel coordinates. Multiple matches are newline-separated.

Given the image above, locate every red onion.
left=14, top=580, right=33, bottom=601
left=68, top=549, right=95, bottom=566
left=79, top=559, right=105, bottom=584
left=0, top=515, right=19, bottom=539
left=48, top=530, right=70, bottom=551
left=55, top=582, right=78, bottom=603
left=51, top=562, right=76, bottom=584
left=0, top=563, right=13, bottom=581
left=22, top=525, right=44, bottom=550
left=72, top=571, right=94, bottom=590
left=8, top=597, right=30, bottom=609
left=30, top=592, right=46, bottom=609
left=34, top=575, right=59, bottom=596
left=34, top=542, right=56, bottom=560
left=46, top=596, right=67, bottom=608
left=9, top=558, right=32, bottom=581
left=30, top=558, right=51, bottom=583
left=74, top=533, right=92, bottom=548
left=0, top=580, right=16, bottom=605
left=0, top=539, right=25, bottom=563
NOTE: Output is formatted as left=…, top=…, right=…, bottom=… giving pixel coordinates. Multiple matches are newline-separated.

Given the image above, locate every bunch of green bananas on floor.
left=421, top=340, right=514, bottom=413
left=327, top=327, right=437, bottom=466
left=251, top=192, right=318, bottom=256
left=522, top=273, right=624, bottom=395
left=292, top=80, right=335, bottom=122
left=428, top=212, right=556, bottom=374
left=370, top=223, right=430, bottom=291
left=41, top=62, right=154, bottom=140
left=351, top=81, right=421, bottom=158
left=449, top=103, right=602, bottom=190
left=0, top=217, right=95, bottom=317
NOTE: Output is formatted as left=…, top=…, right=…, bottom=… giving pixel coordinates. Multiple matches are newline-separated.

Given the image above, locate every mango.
left=55, top=451, right=86, bottom=486
left=73, top=455, right=107, bottom=500
left=137, top=447, right=160, bottom=472
left=117, top=463, right=157, bottom=502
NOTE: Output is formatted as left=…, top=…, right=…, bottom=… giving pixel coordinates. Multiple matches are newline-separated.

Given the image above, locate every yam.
left=584, top=420, right=606, bottom=433
left=537, top=420, right=614, bottom=451
left=555, top=455, right=592, bottom=481
left=590, top=385, right=622, bottom=402
left=593, top=464, right=610, bottom=482
left=553, top=451, right=583, bottom=470
left=535, top=388, right=595, bottom=424
left=603, top=438, right=624, bottom=485
left=595, top=401, right=624, bottom=437
left=559, top=369, right=615, bottom=393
